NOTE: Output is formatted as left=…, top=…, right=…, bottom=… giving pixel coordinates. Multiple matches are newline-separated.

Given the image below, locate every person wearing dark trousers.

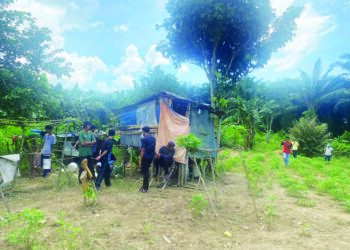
left=139, top=126, right=156, bottom=193
left=41, top=125, right=56, bottom=177
left=95, top=129, right=116, bottom=190
left=153, top=141, right=175, bottom=177
left=78, top=121, right=96, bottom=183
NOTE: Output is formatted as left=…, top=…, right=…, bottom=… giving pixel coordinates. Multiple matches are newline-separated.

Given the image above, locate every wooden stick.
left=193, top=157, right=218, bottom=217
left=1, top=189, right=10, bottom=213
left=207, top=154, right=218, bottom=204
left=241, top=156, right=259, bottom=222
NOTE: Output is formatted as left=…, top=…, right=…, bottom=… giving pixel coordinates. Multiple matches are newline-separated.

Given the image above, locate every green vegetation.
left=176, top=134, right=202, bottom=153
left=189, top=194, right=209, bottom=217
left=1, top=208, right=46, bottom=249
left=217, top=133, right=350, bottom=215
left=1, top=209, right=83, bottom=250
left=55, top=212, right=82, bottom=250
left=290, top=116, right=331, bottom=157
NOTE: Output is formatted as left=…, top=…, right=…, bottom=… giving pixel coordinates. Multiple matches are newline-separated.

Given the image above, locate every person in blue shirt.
left=95, top=129, right=116, bottom=190
left=139, top=126, right=156, bottom=193
left=153, top=141, right=175, bottom=178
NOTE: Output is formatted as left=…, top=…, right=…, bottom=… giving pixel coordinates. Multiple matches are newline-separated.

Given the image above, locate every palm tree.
left=298, top=58, right=350, bottom=114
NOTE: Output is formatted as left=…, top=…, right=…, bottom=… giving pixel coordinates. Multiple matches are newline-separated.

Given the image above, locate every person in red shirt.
left=281, top=136, right=292, bottom=167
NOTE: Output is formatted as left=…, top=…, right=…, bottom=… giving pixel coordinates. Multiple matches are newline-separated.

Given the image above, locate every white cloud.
left=270, top=0, right=294, bottom=16
left=9, top=0, right=67, bottom=50
left=96, top=81, right=117, bottom=93
left=178, top=64, right=189, bottom=75
left=112, top=45, right=144, bottom=89
left=112, top=44, right=171, bottom=89
left=256, top=4, right=336, bottom=75
left=10, top=0, right=109, bottom=88
left=48, top=52, right=108, bottom=88
left=114, top=75, right=135, bottom=90
left=145, top=44, right=170, bottom=66
left=113, top=24, right=129, bottom=32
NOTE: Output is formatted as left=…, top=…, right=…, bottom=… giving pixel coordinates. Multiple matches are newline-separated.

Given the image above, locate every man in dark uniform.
left=153, top=141, right=175, bottom=178
left=139, top=126, right=156, bottom=193
left=95, top=129, right=116, bottom=190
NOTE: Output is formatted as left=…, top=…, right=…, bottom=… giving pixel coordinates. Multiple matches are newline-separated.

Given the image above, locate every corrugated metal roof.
left=119, top=91, right=211, bottom=112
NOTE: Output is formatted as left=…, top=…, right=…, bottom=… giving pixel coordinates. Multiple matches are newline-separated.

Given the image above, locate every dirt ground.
left=1, top=171, right=350, bottom=250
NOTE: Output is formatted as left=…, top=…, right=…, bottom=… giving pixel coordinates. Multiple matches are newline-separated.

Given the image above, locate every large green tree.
left=159, top=0, right=302, bottom=106
left=0, top=1, right=69, bottom=75
left=0, top=1, right=70, bottom=119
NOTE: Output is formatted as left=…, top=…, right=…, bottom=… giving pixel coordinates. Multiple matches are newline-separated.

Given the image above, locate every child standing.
left=41, top=125, right=56, bottom=177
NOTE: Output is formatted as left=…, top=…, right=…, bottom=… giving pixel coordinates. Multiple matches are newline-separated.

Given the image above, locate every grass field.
left=1, top=137, right=350, bottom=249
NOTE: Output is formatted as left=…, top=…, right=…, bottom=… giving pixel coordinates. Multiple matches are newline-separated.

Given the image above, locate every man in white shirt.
left=324, top=144, right=334, bottom=162
left=41, top=125, right=56, bottom=177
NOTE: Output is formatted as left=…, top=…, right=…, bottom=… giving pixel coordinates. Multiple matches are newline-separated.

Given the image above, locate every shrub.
left=189, top=194, right=208, bottom=216
left=331, top=131, right=350, bottom=157
left=176, top=134, right=202, bottom=153
left=290, top=117, right=330, bottom=157
left=2, top=208, right=46, bottom=249
left=220, top=124, right=246, bottom=148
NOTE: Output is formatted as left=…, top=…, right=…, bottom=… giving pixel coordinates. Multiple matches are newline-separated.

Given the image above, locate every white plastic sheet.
left=0, top=154, right=20, bottom=186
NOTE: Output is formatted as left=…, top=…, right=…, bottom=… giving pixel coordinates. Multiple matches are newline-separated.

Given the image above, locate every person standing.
left=324, top=144, right=334, bottom=162
left=95, top=129, right=116, bottom=190
left=78, top=121, right=96, bottom=183
left=292, top=139, right=300, bottom=159
left=139, top=126, right=156, bottom=193
left=281, top=136, right=292, bottom=167
left=41, top=125, right=56, bottom=177
left=153, top=141, right=175, bottom=178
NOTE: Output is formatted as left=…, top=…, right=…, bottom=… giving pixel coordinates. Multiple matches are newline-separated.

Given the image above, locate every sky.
left=8, top=0, right=350, bottom=91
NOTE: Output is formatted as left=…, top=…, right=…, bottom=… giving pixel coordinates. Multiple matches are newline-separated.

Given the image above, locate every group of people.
left=281, top=136, right=334, bottom=167
left=77, top=121, right=117, bottom=190
left=38, top=122, right=175, bottom=193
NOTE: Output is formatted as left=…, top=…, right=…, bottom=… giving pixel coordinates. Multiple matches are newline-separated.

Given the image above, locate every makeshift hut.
left=117, top=91, right=217, bottom=165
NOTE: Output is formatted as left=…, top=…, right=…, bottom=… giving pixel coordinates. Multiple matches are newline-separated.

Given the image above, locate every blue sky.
left=9, top=0, right=350, bottom=91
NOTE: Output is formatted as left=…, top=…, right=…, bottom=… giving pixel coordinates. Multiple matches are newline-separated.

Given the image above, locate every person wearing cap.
left=139, top=126, right=156, bottom=193
left=153, top=141, right=176, bottom=178
left=78, top=121, right=96, bottom=183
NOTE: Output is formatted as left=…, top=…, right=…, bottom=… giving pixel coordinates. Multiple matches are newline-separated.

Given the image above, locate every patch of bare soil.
left=1, top=172, right=350, bottom=250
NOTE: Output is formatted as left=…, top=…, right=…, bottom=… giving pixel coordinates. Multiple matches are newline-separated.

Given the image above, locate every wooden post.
left=184, top=154, right=189, bottom=185
left=15, top=125, right=25, bottom=187
left=193, top=157, right=217, bottom=217
left=208, top=153, right=218, bottom=204
left=1, top=189, right=10, bottom=213
left=57, top=124, right=71, bottom=190
left=129, top=146, right=133, bottom=177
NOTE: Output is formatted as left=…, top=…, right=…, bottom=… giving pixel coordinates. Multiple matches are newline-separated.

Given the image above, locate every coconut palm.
left=298, top=58, right=350, bottom=114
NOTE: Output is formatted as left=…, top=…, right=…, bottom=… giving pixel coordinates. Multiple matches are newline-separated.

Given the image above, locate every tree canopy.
left=159, top=0, right=302, bottom=103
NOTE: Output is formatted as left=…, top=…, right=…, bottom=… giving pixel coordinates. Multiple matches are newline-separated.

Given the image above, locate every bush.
left=189, top=194, right=208, bottom=216
left=331, top=131, right=350, bottom=157
left=176, top=134, right=202, bottom=153
left=290, top=117, right=330, bottom=157
left=220, top=125, right=246, bottom=148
